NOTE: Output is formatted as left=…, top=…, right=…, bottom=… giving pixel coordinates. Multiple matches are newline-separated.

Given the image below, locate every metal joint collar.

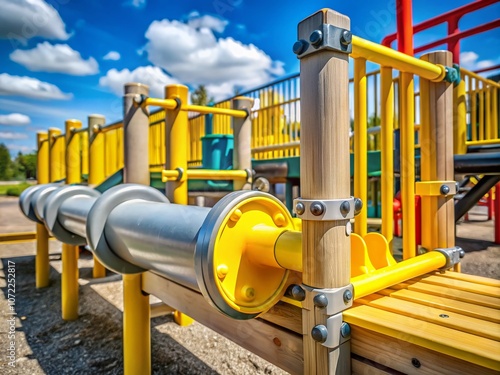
left=293, top=23, right=352, bottom=59
left=433, top=246, right=465, bottom=270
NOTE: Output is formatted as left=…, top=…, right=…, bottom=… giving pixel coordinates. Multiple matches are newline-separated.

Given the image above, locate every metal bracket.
left=303, top=284, right=354, bottom=316
left=433, top=246, right=465, bottom=270
left=293, top=23, right=352, bottom=59
left=294, top=197, right=357, bottom=221
left=443, top=65, right=460, bottom=85
left=415, top=181, right=457, bottom=197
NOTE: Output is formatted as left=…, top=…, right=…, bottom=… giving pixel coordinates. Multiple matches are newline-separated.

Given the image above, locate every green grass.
left=0, top=183, right=32, bottom=196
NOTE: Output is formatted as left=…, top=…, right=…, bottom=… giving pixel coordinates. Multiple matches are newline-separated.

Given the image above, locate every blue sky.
left=0, top=0, right=499, bottom=156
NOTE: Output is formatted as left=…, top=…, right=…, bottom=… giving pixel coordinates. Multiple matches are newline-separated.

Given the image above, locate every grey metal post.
left=232, top=97, right=253, bottom=190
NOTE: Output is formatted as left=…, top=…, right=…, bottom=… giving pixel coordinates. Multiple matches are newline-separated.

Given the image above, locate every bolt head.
left=440, top=185, right=450, bottom=195
left=340, top=322, right=351, bottom=338
left=295, top=202, right=305, bottom=215
left=133, top=94, right=142, bottom=104
left=313, top=293, right=328, bottom=308
left=354, top=198, right=363, bottom=214
left=309, top=30, right=323, bottom=46
left=310, top=201, right=325, bottom=216
left=311, top=325, right=328, bottom=343
left=459, top=249, right=465, bottom=258
left=345, top=221, right=352, bottom=236
left=217, top=264, right=228, bottom=279
left=230, top=208, right=243, bottom=222
left=290, top=285, right=306, bottom=301
left=340, top=30, right=352, bottom=46
left=273, top=213, right=286, bottom=227
left=340, top=201, right=351, bottom=217
left=241, top=286, right=255, bottom=301
left=293, top=40, right=307, bottom=55
left=343, top=289, right=353, bottom=303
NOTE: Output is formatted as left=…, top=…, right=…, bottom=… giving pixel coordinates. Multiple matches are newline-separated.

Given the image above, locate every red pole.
left=448, top=16, right=460, bottom=64
left=396, top=0, right=414, bottom=55
left=495, top=184, right=500, bottom=244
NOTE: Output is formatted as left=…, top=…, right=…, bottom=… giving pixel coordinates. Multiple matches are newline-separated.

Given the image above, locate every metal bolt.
left=343, top=289, right=353, bottom=304
left=289, top=285, right=306, bottom=301
left=340, top=30, right=352, bottom=46
left=340, top=201, right=351, bottom=217
left=411, top=358, right=421, bottom=368
left=216, top=264, right=228, bottom=279
left=309, top=30, right=323, bottom=46
left=311, top=325, right=328, bottom=343
left=439, top=314, right=449, bottom=318
left=313, top=294, right=328, bottom=308
left=354, top=198, right=363, bottom=215
left=241, top=286, right=255, bottom=301
left=310, top=201, right=325, bottom=216
left=293, top=40, right=307, bottom=55
left=92, top=124, right=101, bottom=134
left=230, top=208, right=243, bottom=222
left=440, top=184, right=450, bottom=195
left=459, top=248, right=465, bottom=258
left=345, top=221, right=352, bottom=236
left=133, top=94, right=143, bottom=104
left=273, top=213, right=286, bottom=227
left=340, top=322, right=351, bottom=338
left=295, top=202, right=305, bottom=215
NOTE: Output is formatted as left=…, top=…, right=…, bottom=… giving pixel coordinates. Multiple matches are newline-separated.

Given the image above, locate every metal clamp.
left=303, top=284, right=354, bottom=316
left=444, top=65, right=460, bottom=85
left=311, top=314, right=351, bottom=348
left=294, top=197, right=357, bottom=221
left=415, top=181, right=457, bottom=197
left=293, top=23, right=352, bottom=59
left=433, top=246, right=465, bottom=270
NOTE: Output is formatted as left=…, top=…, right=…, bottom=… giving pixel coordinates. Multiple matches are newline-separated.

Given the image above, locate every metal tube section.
left=58, top=196, right=98, bottom=239
left=104, top=200, right=210, bottom=291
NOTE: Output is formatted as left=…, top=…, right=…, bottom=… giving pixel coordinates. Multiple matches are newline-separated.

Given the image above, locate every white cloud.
left=6, top=144, right=33, bottom=153
left=187, top=11, right=228, bottom=33
left=123, top=0, right=146, bottom=9
left=0, top=0, right=70, bottom=44
left=103, top=51, right=121, bottom=61
left=0, top=113, right=30, bottom=126
left=0, top=132, right=28, bottom=140
left=144, top=16, right=285, bottom=100
left=0, top=73, right=72, bottom=100
left=10, top=42, right=99, bottom=76
left=460, top=51, right=498, bottom=72
left=99, top=66, right=179, bottom=98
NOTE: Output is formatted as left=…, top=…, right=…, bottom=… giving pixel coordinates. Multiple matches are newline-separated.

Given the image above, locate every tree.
left=0, top=143, right=11, bottom=180
left=16, top=151, right=37, bottom=179
left=190, top=85, right=214, bottom=106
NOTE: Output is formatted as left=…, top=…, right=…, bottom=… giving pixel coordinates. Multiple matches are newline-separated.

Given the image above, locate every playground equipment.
left=16, top=6, right=500, bottom=375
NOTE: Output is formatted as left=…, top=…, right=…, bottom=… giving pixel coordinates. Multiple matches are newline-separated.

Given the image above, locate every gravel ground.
left=0, top=196, right=498, bottom=374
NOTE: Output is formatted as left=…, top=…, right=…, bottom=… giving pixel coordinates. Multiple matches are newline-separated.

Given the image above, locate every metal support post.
left=88, top=114, right=107, bottom=278
left=295, top=9, right=352, bottom=374
left=36, top=132, right=50, bottom=288
left=232, top=97, right=253, bottom=190
left=123, top=83, right=151, bottom=375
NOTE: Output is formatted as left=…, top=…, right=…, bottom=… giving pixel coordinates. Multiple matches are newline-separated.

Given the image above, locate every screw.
left=92, top=124, right=101, bottom=134
left=439, top=314, right=449, bottom=318
left=313, top=294, right=328, bottom=308
left=133, top=94, right=143, bottom=104
left=440, top=184, right=450, bottom=195
left=241, top=286, right=255, bottom=301
left=340, top=30, right=352, bottom=46
left=230, top=208, right=242, bottom=222
left=354, top=198, right=363, bottom=214
left=295, top=202, right=305, bottom=215
left=289, top=285, right=306, bottom=301
left=340, top=322, right=351, bottom=338
left=293, top=40, right=307, bottom=55
left=459, top=248, right=465, bottom=258
left=310, top=201, right=325, bottom=216
left=340, top=201, right=351, bottom=217
left=411, top=358, right=421, bottom=368
left=273, top=213, right=286, bottom=227
left=309, top=30, right=323, bottom=46
left=311, top=325, right=328, bottom=343
left=216, top=264, right=228, bottom=279
left=343, top=289, right=353, bottom=303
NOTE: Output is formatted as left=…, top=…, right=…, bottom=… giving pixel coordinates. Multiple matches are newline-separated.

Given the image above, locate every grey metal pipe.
left=104, top=201, right=210, bottom=290
left=58, top=195, right=98, bottom=239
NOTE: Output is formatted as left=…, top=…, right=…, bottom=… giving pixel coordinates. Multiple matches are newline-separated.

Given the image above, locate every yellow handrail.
left=162, top=169, right=249, bottom=182
left=182, top=104, right=248, bottom=118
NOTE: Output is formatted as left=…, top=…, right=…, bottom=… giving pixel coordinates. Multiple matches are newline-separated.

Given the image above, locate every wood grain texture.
left=434, top=271, right=500, bottom=287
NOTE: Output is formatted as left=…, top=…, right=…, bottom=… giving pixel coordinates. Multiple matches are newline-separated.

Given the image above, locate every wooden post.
left=420, top=51, right=456, bottom=267
left=231, top=97, right=253, bottom=190
left=297, top=9, right=351, bottom=374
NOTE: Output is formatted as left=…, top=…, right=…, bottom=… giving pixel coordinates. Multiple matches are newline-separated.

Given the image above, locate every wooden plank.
left=350, top=326, right=500, bottom=375
left=142, top=272, right=304, bottom=375
left=352, top=358, right=395, bottom=375
left=344, top=305, right=500, bottom=371
left=408, top=281, right=500, bottom=309
left=419, top=275, right=500, bottom=298
left=261, top=301, right=302, bottom=334
left=433, top=271, right=500, bottom=287
left=391, top=289, right=500, bottom=323
left=367, top=296, right=500, bottom=341
left=150, top=302, right=174, bottom=318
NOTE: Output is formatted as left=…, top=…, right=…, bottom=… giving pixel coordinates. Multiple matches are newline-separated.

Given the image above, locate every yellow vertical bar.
left=48, top=128, right=62, bottom=181
left=400, top=72, right=416, bottom=259
left=453, top=79, right=467, bottom=154
left=380, top=67, right=394, bottom=250
left=36, top=132, right=50, bottom=288
left=471, top=77, right=477, bottom=141
left=479, top=83, right=485, bottom=140
left=354, top=58, right=368, bottom=237
left=88, top=115, right=107, bottom=278
left=493, top=86, right=499, bottom=139
left=485, top=84, right=491, bottom=140
left=81, top=131, right=89, bottom=178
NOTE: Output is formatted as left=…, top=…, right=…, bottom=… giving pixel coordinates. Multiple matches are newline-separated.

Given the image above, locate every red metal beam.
left=396, top=0, right=414, bottom=55
left=475, top=64, right=500, bottom=74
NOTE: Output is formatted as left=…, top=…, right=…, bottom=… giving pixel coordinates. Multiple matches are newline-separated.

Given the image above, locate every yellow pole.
left=453, top=79, right=467, bottom=154
left=123, top=83, right=151, bottom=375
left=380, top=67, right=394, bottom=250
left=400, top=72, right=416, bottom=259
left=354, top=58, right=368, bottom=237
left=493, top=86, right=499, bottom=139
left=105, top=129, right=118, bottom=177
left=471, top=77, right=477, bottom=141
left=88, top=115, right=107, bottom=278
left=81, top=131, right=89, bottom=178
left=485, top=84, right=491, bottom=140
left=36, top=132, right=50, bottom=288
left=479, top=83, right=485, bottom=140
left=48, top=128, right=63, bottom=182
